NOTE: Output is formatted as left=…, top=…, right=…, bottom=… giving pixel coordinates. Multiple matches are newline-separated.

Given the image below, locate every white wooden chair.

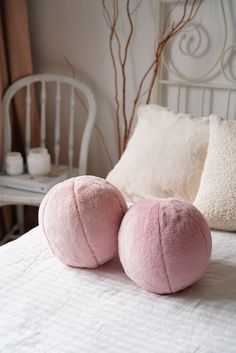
left=0, top=74, right=96, bottom=244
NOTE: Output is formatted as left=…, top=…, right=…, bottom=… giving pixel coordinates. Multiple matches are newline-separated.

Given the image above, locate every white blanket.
left=0, top=227, right=236, bottom=353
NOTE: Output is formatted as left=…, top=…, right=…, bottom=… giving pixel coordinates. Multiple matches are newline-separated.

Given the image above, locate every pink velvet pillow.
left=118, top=198, right=212, bottom=294
left=39, top=176, right=127, bottom=268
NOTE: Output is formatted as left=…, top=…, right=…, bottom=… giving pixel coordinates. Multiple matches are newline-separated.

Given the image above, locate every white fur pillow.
left=107, top=104, right=209, bottom=203
left=194, top=115, right=236, bottom=231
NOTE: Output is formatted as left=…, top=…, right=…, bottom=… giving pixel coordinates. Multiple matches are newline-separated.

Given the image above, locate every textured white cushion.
left=107, top=104, right=209, bottom=203
left=194, top=115, right=236, bottom=231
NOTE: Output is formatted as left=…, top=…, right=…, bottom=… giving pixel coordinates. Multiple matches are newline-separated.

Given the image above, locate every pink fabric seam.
left=157, top=204, right=172, bottom=293
left=72, top=180, right=99, bottom=267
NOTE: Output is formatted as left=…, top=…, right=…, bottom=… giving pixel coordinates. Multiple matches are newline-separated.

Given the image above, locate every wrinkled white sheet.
left=0, top=226, right=236, bottom=353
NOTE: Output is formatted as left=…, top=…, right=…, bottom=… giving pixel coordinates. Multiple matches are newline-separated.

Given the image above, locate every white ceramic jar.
left=5, top=152, right=24, bottom=175
left=27, top=147, right=51, bottom=176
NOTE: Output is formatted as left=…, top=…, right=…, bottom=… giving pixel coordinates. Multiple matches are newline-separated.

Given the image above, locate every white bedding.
left=0, top=226, right=236, bottom=353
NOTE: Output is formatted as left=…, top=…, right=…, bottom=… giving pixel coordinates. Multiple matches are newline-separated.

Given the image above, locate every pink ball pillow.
left=39, top=176, right=127, bottom=268
left=118, top=198, right=212, bottom=294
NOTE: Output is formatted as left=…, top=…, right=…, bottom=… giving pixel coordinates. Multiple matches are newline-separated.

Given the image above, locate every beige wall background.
left=27, top=0, right=157, bottom=177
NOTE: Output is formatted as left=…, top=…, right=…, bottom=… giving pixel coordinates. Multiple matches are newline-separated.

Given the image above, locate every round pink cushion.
left=39, top=176, right=127, bottom=268
left=118, top=198, right=212, bottom=294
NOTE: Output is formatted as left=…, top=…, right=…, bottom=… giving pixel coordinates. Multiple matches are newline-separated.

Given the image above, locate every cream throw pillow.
left=194, top=115, right=236, bottom=231
left=107, top=104, right=209, bottom=203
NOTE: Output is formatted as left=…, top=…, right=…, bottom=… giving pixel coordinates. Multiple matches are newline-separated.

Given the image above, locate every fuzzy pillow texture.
left=119, top=198, right=212, bottom=294
left=39, top=176, right=127, bottom=268
left=194, top=115, right=236, bottom=231
left=107, top=104, right=209, bottom=203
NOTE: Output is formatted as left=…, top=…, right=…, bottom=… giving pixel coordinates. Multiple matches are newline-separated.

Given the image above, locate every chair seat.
left=0, top=186, right=44, bottom=206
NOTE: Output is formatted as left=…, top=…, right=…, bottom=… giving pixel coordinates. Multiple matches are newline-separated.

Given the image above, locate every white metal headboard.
left=156, top=0, right=236, bottom=119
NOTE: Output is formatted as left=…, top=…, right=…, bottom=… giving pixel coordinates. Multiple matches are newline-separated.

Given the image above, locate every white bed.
left=0, top=226, right=236, bottom=353
left=1, top=1, right=236, bottom=352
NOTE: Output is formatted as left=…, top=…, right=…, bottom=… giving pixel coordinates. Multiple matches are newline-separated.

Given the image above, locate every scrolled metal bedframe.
left=155, top=0, right=236, bottom=120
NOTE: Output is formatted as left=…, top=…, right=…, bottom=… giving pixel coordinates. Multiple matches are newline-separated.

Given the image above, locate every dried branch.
left=130, top=0, right=143, bottom=15
left=103, top=0, right=203, bottom=154
left=94, top=125, right=114, bottom=168
left=63, top=54, right=114, bottom=168
left=146, top=0, right=203, bottom=104
left=103, top=0, right=123, bottom=65
left=63, top=54, right=76, bottom=78
left=103, top=0, right=122, bottom=155
left=126, top=0, right=203, bottom=142
left=121, top=0, right=133, bottom=147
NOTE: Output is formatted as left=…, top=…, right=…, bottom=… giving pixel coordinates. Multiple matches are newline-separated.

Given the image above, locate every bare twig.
left=102, top=0, right=203, bottom=153
left=63, top=54, right=114, bottom=168
left=146, top=0, right=203, bottom=103
left=103, top=0, right=123, bottom=65
left=94, top=125, right=114, bottom=168
left=128, top=0, right=203, bottom=138
left=130, top=0, right=143, bottom=15
left=63, top=54, right=89, bottom=114
left=103, top=0, right=122, bottom=155
left=121, top=0, right=133, bottom=148
left=63, top=54, right=76, bottom=78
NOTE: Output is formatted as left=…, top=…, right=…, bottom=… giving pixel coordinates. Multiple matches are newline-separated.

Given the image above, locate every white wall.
left=28, top=0, right=235, bottom=177
left=27, top=0, right=157, bottom=177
